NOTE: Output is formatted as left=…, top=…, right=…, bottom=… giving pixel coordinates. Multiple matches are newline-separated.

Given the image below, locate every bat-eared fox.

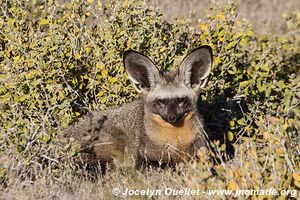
left=66, top=45, right=213, bottom=170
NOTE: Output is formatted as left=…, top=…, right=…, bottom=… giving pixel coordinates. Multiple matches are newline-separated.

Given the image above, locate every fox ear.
left=178, top=45, right=213, bottom=91
left=123, top=50, right=161, bottom=94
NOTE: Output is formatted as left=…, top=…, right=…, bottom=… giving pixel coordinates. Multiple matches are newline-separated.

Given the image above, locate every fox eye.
left=177, top=97, right=186, bottom=104
left=157, top=99, right=167, bottom=105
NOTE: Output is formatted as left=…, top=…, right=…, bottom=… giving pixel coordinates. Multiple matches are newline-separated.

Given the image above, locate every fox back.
left=65, top=45, right=213, bottom=169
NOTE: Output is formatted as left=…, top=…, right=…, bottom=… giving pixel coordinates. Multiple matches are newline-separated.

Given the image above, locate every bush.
left=1, top=0, right=299, bottom=198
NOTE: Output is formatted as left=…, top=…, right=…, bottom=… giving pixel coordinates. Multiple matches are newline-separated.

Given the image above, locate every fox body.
left=66, top=46, right=213, bottom=169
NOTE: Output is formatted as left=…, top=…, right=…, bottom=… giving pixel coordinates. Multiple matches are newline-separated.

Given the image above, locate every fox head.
left=123, top=46, right=213, bottom=125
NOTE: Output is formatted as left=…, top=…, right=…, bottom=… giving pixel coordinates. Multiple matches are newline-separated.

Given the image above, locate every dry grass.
left=2, top=133, right=299, bottom=199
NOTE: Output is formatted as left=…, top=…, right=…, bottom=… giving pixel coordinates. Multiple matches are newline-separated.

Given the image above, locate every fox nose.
left=167, top=115, right=177, bottom=124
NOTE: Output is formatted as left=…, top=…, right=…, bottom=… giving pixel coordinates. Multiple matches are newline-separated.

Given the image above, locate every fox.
left=65, top=45, right=213, bottom=170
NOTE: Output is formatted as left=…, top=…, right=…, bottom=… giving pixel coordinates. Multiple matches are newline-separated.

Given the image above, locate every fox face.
left=123, top=46, right=213, bottom=125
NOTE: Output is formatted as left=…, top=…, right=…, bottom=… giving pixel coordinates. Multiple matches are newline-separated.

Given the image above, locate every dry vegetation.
left=150, top=0, right=300, bottom=34
left=0, top=0, right=299, bottom=199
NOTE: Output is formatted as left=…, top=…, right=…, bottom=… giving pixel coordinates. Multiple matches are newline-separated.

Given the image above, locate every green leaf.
left=227, top=131, right=234, bottom=142
left=39, top=19, right=50, bottom=25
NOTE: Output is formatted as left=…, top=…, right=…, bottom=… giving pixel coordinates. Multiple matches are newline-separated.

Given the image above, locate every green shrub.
left=0, top=0, right=193, bottom=161
left=0, top=0, right=299, bottom=198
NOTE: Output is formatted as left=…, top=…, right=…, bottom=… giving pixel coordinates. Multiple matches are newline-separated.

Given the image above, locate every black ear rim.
left=122, top=49, right=159, bottom=71
left=177, top=45, right=213, bottom=89
left=180, top=45, right=213, bottom=66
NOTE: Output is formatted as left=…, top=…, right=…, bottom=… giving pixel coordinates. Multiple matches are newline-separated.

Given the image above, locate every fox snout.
left=166, top=114, right=180, bottom=124
left=163, top=113, right=184, bottom=124
left=154, top=97, right=191, bottom=125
